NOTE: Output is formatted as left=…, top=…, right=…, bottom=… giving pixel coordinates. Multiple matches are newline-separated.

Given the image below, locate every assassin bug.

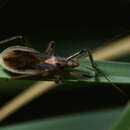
left=0, top=35, right=97, bottom=83
left=0, top=35, right=127, bottom=97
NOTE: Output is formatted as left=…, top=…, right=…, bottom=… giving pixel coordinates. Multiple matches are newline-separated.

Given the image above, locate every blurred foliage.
left=0, top=28, right=130, bottom=129
left=110, top=102, right=130, bottom=130
left=0, top=109, right=122, bottom=130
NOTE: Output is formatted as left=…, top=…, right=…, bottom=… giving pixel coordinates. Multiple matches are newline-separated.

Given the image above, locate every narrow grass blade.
left=1, top=60, right=130, bottom=84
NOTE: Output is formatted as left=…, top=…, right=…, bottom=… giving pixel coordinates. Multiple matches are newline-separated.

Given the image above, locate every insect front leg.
left=45, top=41, right=55, bottom=56
left=0, top=35, right=31, bottom=47
left=86, top=49, right=96, bottom=69
left=70, top=71, right=96, bottom=79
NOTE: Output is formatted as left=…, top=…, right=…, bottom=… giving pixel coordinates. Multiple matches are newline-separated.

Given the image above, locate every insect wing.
left=0, top=46, right=52, bottom=74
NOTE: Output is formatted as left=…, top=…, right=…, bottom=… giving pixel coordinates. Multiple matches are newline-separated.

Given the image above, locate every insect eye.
left=68, top=61, right=73, bottom=65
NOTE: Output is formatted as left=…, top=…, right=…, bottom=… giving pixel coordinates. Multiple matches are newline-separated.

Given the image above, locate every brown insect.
left=0, top=35, right=96, bottom=83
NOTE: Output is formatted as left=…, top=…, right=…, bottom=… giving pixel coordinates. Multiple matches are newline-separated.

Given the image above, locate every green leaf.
left=1, top=60, right=130, bottom=84
left=0, top=109, right=122, bottom=130
left=110, top=102, right=130, bottom=130
left=71, top=60, right=130, bottom=84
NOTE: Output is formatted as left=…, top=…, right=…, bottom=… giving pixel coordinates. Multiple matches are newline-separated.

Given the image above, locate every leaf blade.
left=0, top=60, right=130, bottom=84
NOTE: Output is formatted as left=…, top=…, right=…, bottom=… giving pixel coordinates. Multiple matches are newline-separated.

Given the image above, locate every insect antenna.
left=77, top=57, right=127, bottom=98
left=66, top=49, right=89, bottom=61
left=67, top=48, right=128, bottom=98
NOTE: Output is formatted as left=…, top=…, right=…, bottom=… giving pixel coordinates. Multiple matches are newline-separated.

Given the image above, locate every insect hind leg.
left=10, top=74, right=36, bottom=80
left=0, top=35, right=31, bottom=47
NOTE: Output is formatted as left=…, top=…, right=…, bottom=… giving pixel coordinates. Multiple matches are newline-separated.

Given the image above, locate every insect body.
left=0, top=36, right=96, bottom=83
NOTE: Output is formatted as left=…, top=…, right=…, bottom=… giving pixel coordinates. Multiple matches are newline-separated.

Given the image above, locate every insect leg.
left=70, top=71, right=96, bottom=79
left=45, top=41, right=55, bottom=56
left=10, top=74, right=39, bottom=80
left=0, top=35, right=31, bottom=47
left=85, top=50, right=128, bottom=97
left=54, top=75, right=64, bottom=84
left=86, top=49, right=96, bottom=69
left=67, top=49, right=97, bottom=77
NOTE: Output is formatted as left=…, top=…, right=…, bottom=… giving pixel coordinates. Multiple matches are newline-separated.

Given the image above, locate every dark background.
left=0, top=0, right=130, bottom=33
left=0, top=0, right=130, bottom=127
